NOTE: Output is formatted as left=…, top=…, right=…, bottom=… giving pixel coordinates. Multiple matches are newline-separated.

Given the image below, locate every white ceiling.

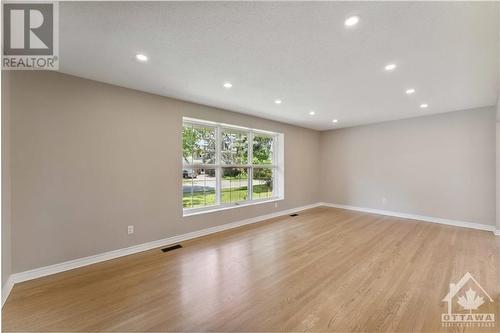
left=59, top=2, right=499, bottom=130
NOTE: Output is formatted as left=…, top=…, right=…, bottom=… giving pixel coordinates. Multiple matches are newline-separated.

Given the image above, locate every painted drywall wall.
left=320, top=107, right=496, bottom=226
left=5, top=71, right=321, bottom=273
left=496, top=5, right=500, bottom=231
left=4, top=70, right=498, bottom=276
left=496, top=99, right=500, bottom=230
left=2, top=72, right=12, bottom=286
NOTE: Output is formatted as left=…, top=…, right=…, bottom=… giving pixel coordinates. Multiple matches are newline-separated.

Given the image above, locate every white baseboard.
left=320, top=202, right=497, bottom=234
left=2, top=202, right=321, bottom=306
left=1, top=276, right=15, bottom=307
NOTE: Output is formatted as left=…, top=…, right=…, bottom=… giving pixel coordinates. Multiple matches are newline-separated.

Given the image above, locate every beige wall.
left=496, top=4, right=500, bottom=232
left=495, top=5, right=500, bottom=231
left=2, top=72, right=12, bottom=286
left=496, top=100, right=500, bottom=230
left=320, top=107, right=497, bottom=226
left=5, top=71, right=321, bottom=273
left=3, top=70, right=497, bottom=278
left=496, top=122, right=499, bottom=230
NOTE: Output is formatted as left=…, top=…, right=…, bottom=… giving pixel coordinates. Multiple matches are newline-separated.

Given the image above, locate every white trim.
left=248, top=131, right=254, bottom=201
left=276, top=133, right=285, bottom=198
left=320, top=202, right=497, bottom=234
left=6, top=203, right=321, bottom=291
left=2, top=276, right=15, bottom=307
left=182, top=118, right=283, bottom=216
left=183, top=197, right=283, bottom=216
left=183, top=117, right=277, bottom=136
left=215, top=125, right=222, bottom=206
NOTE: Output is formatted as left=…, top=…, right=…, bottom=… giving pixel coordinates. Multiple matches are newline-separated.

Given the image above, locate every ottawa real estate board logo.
left=441, top=272, right=495, bottom=328
left=2, top=1, right=58, bottom=70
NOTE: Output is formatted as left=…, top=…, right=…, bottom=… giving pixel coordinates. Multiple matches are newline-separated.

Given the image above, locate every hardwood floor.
left=3, top=207, right=499, bottom=332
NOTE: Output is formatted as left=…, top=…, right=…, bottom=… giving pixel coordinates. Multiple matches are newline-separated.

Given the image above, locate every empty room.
left=1, top=1, right=499, bottom=332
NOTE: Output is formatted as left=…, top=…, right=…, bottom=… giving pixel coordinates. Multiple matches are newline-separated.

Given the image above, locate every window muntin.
left=253, top=134, right=273, bottom=165
left=221, top=167, right=249, bottom=204
left=252, top=167, right=273, bottom=199
left=182, top=168, right=216, bottom=209
left=182, top=118, right=281, bottom=214
left=221, top=129, right=248, bottom=165
left=182, top=123, right=216, bottom=165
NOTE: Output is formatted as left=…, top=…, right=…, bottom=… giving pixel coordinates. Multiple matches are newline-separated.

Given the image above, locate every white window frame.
left=182, top=117, right=284, bottom=216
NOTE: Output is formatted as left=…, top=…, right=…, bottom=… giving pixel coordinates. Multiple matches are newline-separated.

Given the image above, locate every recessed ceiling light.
left=405, top=88, right=416, bottom=95
left=344, top=16, right=360, bottom=27
left=420, top=103, right=429, bottom=109
left=384, top=63, right=397, bottom=71
left=309, top=111, right=315, bottom=116
left=274, top=99, right=282, bottom=105
left=223, top=82, right=232, bottom=89
left=135, top=54, right=148, bottom=62
left=332, top=119, right=339, bottom=123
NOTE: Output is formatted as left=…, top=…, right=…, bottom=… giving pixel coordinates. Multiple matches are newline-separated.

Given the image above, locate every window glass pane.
left=182, top=168, right=216, bottom=208
left=182, top=124, right=216, bottom=165
left=221, top=167, right=248, bottom=203
left=221, top=129, right=248, bottom=164
left=253, top=168, right=274, bottom=199
left=183, top=118, right=280, bottom=213
left=253, top=134, right=273, bottom=165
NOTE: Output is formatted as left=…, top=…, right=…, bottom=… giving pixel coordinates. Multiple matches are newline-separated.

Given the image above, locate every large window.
left=182, top=118, right=283, bottom=215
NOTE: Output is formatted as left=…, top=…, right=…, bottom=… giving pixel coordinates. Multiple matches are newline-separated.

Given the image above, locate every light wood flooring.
left=3, top=207, right=500, bottom=332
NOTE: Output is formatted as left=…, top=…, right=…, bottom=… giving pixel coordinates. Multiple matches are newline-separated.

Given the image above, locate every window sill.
left=183, top=197, right=284, bottom=217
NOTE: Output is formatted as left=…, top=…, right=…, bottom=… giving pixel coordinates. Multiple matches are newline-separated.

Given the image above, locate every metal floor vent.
left=161, top=244, right=183, bottom=252
left=290, top=213, right=299, bottom=217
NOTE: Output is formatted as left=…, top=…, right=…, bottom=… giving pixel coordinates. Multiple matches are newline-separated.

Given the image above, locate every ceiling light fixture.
left=405, top=88, right=415, bottom=95
left=223, top=82, right=232, bottom=89
left=384, top=63, right=397, bottom=71
left=420, top=103, right=429, bottom=109
left=344, top=16, right=360, bottom=27
left=309, top=111, right=315, bottom=116
left=332, top=119, right=339, bottom=123
left=135, top=54, right=148, bottom=62
left=274, top=99, right=282, bottom=105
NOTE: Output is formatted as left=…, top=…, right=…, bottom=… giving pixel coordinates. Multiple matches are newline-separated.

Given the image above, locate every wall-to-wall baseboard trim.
left=1, top=202, right=321, bottom=306
left=320, top=202, right=497, bottom=234
left=3, top=201, right=498, bottom=307
left=1, top=276, right=15, bottom=307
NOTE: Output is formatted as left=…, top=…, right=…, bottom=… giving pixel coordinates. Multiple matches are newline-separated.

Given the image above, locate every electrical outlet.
left=382, top=197, right=388, bottom=205
left=127, top=225, right=134, bottom=235
left=275, top=202, right=278, bottom=208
